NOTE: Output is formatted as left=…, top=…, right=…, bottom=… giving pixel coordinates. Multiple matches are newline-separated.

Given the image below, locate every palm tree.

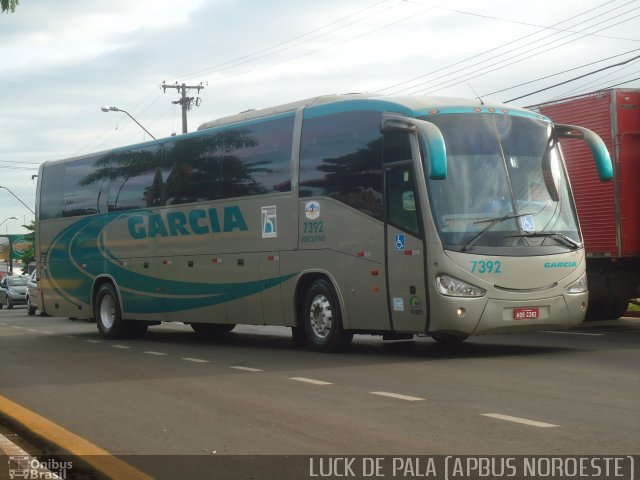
left=1, top=0, right=19, bottom=13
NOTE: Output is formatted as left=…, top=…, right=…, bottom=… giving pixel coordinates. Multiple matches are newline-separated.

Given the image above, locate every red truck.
left=529, top=89, right=640, bottom=320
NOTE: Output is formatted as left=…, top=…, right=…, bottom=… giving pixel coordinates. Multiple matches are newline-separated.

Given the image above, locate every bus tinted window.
left=221, top=116, right=294, bottom=198
left=299, top=111, right=383, bottom=219
left=62, top=155, right=108, bottom=217
left=109, top=146, right=163, bottom=211
left=164, top=115, right=294, bottom=205
left=163, top=133, right=224, bottom=205
left=39, top=162, right=65, bottom=220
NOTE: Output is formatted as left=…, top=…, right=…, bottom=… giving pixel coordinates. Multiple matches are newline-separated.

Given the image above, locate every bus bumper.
left=429, top=292, right=587, bottom=336
left=472, top=293, right=587, bottom=335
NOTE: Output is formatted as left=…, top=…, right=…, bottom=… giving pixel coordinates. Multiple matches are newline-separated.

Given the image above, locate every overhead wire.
left=394, top=2, right=640, bottom=95
left=504, top=53, right=640, bottom=102
left=179, top=0, right=399, bottom=81
left=373, top=0, right=627, bottom=94
left=547, top=59, right=640, bottom=100
left=479, top=47, right=640, bottom=98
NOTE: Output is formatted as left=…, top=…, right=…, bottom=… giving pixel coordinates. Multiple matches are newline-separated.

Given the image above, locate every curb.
left=0, top=395, right=151, bottom=480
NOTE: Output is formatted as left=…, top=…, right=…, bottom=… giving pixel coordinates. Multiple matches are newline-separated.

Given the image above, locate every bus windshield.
left=422, top=113, right=580, bottom=254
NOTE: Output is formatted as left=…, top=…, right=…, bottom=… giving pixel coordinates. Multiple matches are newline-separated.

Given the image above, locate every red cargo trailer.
left=529, top=89, right=640, bottom=319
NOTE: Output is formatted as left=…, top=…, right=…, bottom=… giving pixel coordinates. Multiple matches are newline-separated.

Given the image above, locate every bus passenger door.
left=384, top=163, right=428, bottom=333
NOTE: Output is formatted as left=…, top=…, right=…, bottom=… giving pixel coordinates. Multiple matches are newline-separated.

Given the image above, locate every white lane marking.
left=0, top=322, right=7, bottom=325
left=182, top=357, right=210, bottom=363
left=27, top=329, right=38, bottom=333
left=112, top=344, right=131, bottom=349
left=481, top=413, right=558, bottom=428
left=289, top=377, right=333, bottom=385
left=62, top=335, right=76, bottom=339
left=42, top=331, right=53, bottom=335
left=144, top=351, right=167, bottom=356
left=543, top=330, right=604, bottom=336
left=370, top=391, right=425, bottom=401
left=12, top=326, right=22, bottom=329
left=231, top=366, right=264, bottom=372
left=84, top=339, right=101, bottom=343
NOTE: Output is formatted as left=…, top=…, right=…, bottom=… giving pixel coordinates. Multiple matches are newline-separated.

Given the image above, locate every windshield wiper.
left=462, top=212, right=535, bottom=252
left=505, top=231, right=581, bottom=250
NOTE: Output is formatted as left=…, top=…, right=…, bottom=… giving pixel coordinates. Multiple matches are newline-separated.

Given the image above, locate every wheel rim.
left=99, top=295, right=116, bottom=330
left=309, top=294, right=332, bottom=339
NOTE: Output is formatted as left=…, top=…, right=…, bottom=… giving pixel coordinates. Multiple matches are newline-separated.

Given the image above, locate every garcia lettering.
left=128, top=207, right=248, bottom=239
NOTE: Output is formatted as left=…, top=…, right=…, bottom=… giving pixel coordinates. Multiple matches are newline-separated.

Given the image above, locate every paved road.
left=0, top=308, right=638, bottom=477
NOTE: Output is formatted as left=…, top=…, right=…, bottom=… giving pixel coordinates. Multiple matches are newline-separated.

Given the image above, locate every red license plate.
left=513, top=307, right=539, bottom=320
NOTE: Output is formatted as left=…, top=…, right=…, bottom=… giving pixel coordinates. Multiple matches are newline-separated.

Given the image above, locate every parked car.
left=26, top=270, right=39, bottom=315
left=0, top=275, right=29, bottom=309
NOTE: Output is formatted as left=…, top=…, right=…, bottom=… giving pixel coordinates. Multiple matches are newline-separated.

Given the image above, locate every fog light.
left=457, top=307, right=466, bottom=317
left=581, top=302, right=586, bottom=312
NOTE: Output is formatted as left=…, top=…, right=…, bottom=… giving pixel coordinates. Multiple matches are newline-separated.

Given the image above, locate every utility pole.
left=161, top=81, right=206, bottom=134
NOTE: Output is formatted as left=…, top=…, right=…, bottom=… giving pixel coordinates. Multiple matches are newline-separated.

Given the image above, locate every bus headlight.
left=565, top=272, right=588, bottom=294
left=436, top=274, right=486, bottom=297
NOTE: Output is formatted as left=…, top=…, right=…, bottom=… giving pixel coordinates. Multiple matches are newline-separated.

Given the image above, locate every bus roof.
left=40, top=94, right=542, bottom=169
left=197, top=93, right=540, bottom=130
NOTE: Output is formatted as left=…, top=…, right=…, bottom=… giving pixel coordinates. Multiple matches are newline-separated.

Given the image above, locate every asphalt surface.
left=0, top=308, right=638, bottom=478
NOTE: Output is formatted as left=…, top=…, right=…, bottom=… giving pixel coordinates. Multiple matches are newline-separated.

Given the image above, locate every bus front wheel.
left=302, top=279, right=352, bottom=352
left=95, top=284, right=129, bottom=339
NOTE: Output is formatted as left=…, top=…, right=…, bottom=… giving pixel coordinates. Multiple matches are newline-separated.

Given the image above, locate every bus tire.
left=190, top=323, right=235, bottom=337
left=302, top=278, right=352, bottom=352
left=431, top=333, right=468, bottom=345
left=94, top=283, right=128, bottom=339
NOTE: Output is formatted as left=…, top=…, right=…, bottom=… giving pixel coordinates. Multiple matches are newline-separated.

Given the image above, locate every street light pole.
left=0, top=186, right=35, bottom=214
left=101, top=106, right=156, bottom=140
left=0, top=216, right=17, bottom=227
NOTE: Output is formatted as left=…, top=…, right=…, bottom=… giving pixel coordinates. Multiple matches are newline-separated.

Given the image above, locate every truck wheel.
left=585, top=299, right=629, bottom=321
left=95, top=284, right=128, bottom=338
left=302, top=278, right=352, bottom=352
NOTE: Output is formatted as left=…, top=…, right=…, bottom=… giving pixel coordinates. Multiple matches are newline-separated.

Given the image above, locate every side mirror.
left=555, top=124, right=613, bottom=181
left=381, top=114, right=447, bottom=180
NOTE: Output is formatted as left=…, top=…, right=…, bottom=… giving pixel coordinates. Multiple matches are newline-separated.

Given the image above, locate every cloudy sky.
left=0, top=0, right=638, bottom=234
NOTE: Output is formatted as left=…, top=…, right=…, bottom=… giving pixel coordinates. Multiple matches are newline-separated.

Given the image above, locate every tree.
left=19, top=220, right=35, bottom=274
left=1, top=0, right=19, bottom=13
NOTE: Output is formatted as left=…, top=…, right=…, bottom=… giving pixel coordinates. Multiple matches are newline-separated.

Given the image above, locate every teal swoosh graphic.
left=46, top=212, right=295, bottom=314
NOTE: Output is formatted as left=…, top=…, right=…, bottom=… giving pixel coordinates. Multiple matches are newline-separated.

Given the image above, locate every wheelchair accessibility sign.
left=395, top=234, right=406, bottom=251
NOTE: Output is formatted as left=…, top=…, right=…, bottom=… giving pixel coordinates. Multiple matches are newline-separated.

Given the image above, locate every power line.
left=548, top=64, right=640, bottom=100
left=480, top=47, right=640, bottom=98
left=504, top=54, right=640, bottom=102
left=407, top=9, right=640, bottom=96
left=403, top=0, right=640, bottom=43
left=375, top=0, right=634, bottom=95
left=178, top=0, right=400, bottom=80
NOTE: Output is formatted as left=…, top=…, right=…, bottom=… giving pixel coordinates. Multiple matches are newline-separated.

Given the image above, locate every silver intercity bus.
left=35, top=94, right=612, bottom=351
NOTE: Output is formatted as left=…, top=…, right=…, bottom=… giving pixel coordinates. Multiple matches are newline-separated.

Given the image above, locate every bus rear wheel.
left=302, top=278, right=352, bottom=352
